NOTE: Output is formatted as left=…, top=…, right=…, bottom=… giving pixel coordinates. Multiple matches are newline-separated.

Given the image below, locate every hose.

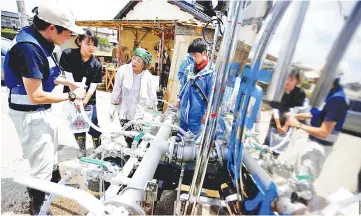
left=203, top=17, right=224, bottom=45
left=79, top=104, right=103, bottom=133
left=79, top=104, right=179, bottom=136
left=269, top=108, right=295, bottom=152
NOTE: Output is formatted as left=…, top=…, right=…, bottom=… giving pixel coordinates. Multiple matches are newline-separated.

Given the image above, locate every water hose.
left=269, top=108, right=295, bottom=152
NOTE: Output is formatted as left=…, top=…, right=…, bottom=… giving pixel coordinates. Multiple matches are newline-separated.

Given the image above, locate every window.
left=350, top=100, right=361, bottom=113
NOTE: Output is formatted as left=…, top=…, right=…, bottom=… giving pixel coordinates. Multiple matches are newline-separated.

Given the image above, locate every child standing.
left=176, top=38, right=214, bottom=136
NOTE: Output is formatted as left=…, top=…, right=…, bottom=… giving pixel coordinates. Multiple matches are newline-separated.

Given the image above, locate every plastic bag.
left=269, top=127, right=289, bottom=154
left=64, top=101, right=93, bottom=133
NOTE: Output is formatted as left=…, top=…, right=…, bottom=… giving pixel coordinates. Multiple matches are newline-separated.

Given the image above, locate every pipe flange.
left=168, top=137, right=176, bottom=163
left=103, top=200, right=145, bottom=215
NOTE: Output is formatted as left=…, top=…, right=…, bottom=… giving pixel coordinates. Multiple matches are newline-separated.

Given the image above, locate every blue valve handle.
left=134, top=132, right=145, bottom=142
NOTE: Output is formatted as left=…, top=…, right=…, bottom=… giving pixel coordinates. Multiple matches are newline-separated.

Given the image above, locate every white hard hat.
left=305, top=62, right=343, bottom=79
left=37, top=2, right=84, bottom=35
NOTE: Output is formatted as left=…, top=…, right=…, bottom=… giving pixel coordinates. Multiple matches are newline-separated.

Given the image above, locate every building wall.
left=55, top=35, right=78, bottom=62
left=118, top=29, right=174, bottom=65
left=237, top=1, right=269, bottom=46
left=164, top=34, right=200, bottom=105
left=123, top=1, right=195, bottom=21
left=1, top=15, right=20, bottom=29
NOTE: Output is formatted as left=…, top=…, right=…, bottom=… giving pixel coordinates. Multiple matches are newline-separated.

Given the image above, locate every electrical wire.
left=202, top=17, right=224, bottom=45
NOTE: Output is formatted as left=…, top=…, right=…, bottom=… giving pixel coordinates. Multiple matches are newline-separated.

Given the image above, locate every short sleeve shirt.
left=7, top=25, right=55, bottom=83
left=270, top=86, right=306, bottom=127
left=60, top=48, right=102, bottom=105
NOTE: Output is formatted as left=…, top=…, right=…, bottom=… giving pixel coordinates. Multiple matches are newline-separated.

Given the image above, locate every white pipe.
left=129, top=120, right=186, bottom=135
left=242, top=151, right=273, bottom=189
left=111, top=116, right=175, bottom=204
left=39, top=170, right=77, bottom=215
left=269, top=129, right=293, bottom=151
left=112, top=130, right=155, bottom=141
left=14, top=175, right=106, bottom=216
left=79, top=104, right=179, bottom=136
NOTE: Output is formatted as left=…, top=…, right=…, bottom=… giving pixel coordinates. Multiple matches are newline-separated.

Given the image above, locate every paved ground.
left=1, top=85, right=361, bottom=215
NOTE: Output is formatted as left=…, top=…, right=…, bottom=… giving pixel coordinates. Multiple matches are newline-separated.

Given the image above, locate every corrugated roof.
left=113, top=1, right=139, bottom=20
left=167, top=1, right=211, bottom=23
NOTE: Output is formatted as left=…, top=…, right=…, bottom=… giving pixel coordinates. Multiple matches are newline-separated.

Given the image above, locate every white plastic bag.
left=269, top=127, right=289, bottom=154
left=64, top=101, right=93, bottom=133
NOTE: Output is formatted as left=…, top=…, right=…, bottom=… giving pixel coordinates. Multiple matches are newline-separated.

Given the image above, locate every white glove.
left=109, top=104, right=117, bottom=122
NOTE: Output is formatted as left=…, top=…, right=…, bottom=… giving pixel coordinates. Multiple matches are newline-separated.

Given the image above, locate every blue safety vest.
left=4, top=26, right=61, bottom=111
left=310, top=86, right=349, bottom=145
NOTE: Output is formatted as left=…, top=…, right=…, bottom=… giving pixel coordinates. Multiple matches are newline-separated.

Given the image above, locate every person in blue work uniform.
left=176, top=38, right=214, bottom=137
left=60, top=29, right=103, bottom=158
left=3, top=3, right=85, bottom=214
left=178, top=53, right=195, bottom=90
left=287, top=75, right=349, bottom=197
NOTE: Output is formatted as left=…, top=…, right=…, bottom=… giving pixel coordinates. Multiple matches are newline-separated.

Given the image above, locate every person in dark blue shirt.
left=60, top=29, right=103, bottom=158
left=287, top=76, right=349, bottom=201
left=4, top=3, right=85, bottom=214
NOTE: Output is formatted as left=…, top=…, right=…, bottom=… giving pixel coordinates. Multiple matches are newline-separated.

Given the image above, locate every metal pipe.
left=250, top=1, right=291, bottom=67
left=14, top=175, right=106, bottom=216
left=176, top=164, right=185, bottom=202
left=106, top=157, right=139, bottom=199
left=310, top=1, right=361, bottom=108
left=209, top=13, right=221, bottom=69
left=110, top=115, right=175, bottom=204
left=16, top=0, right=28, bottom=28
left=39, top=170, right=76, bottom=215
left=127, top=120, right=186, bottom=135
left=223, top=2, right=290, bottom=206
left=242, top=151, right=273, bottom=188
left=265, top=1, right=309, bottom=102
left=184, top=1, right=247, bottom=214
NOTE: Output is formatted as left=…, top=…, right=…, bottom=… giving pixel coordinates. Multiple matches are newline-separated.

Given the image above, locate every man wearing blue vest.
left=287, top=75, right=349, bottom=199
left=4, top=3, right=85, bottom=214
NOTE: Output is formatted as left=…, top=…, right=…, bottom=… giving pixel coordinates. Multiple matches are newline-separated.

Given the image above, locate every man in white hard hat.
left=3, top=2, right=85, bottom=214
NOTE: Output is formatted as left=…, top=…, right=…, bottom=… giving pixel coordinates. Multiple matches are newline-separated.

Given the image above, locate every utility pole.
left=16, top=0, right=28, bottom=27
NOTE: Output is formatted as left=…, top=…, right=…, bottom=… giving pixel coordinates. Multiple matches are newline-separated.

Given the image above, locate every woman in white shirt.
left=109, top=48, right=157, bottom=146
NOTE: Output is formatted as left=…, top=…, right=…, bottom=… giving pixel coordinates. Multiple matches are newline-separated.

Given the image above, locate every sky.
left=266, top=1, right=361, bottom=84
left=2, top=0, right=361, bottom=84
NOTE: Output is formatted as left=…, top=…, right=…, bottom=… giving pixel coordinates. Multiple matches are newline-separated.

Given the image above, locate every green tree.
left=1, top=28, right=18, bottom=40
left=98, top=37, right=110, bottom=50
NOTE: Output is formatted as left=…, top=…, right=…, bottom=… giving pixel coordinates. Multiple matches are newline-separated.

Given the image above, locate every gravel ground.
left=1, top=86, right=361, bottom=215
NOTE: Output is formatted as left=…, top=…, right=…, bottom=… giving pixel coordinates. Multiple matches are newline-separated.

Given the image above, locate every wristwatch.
left=68, top=92, right=76, bottom=102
